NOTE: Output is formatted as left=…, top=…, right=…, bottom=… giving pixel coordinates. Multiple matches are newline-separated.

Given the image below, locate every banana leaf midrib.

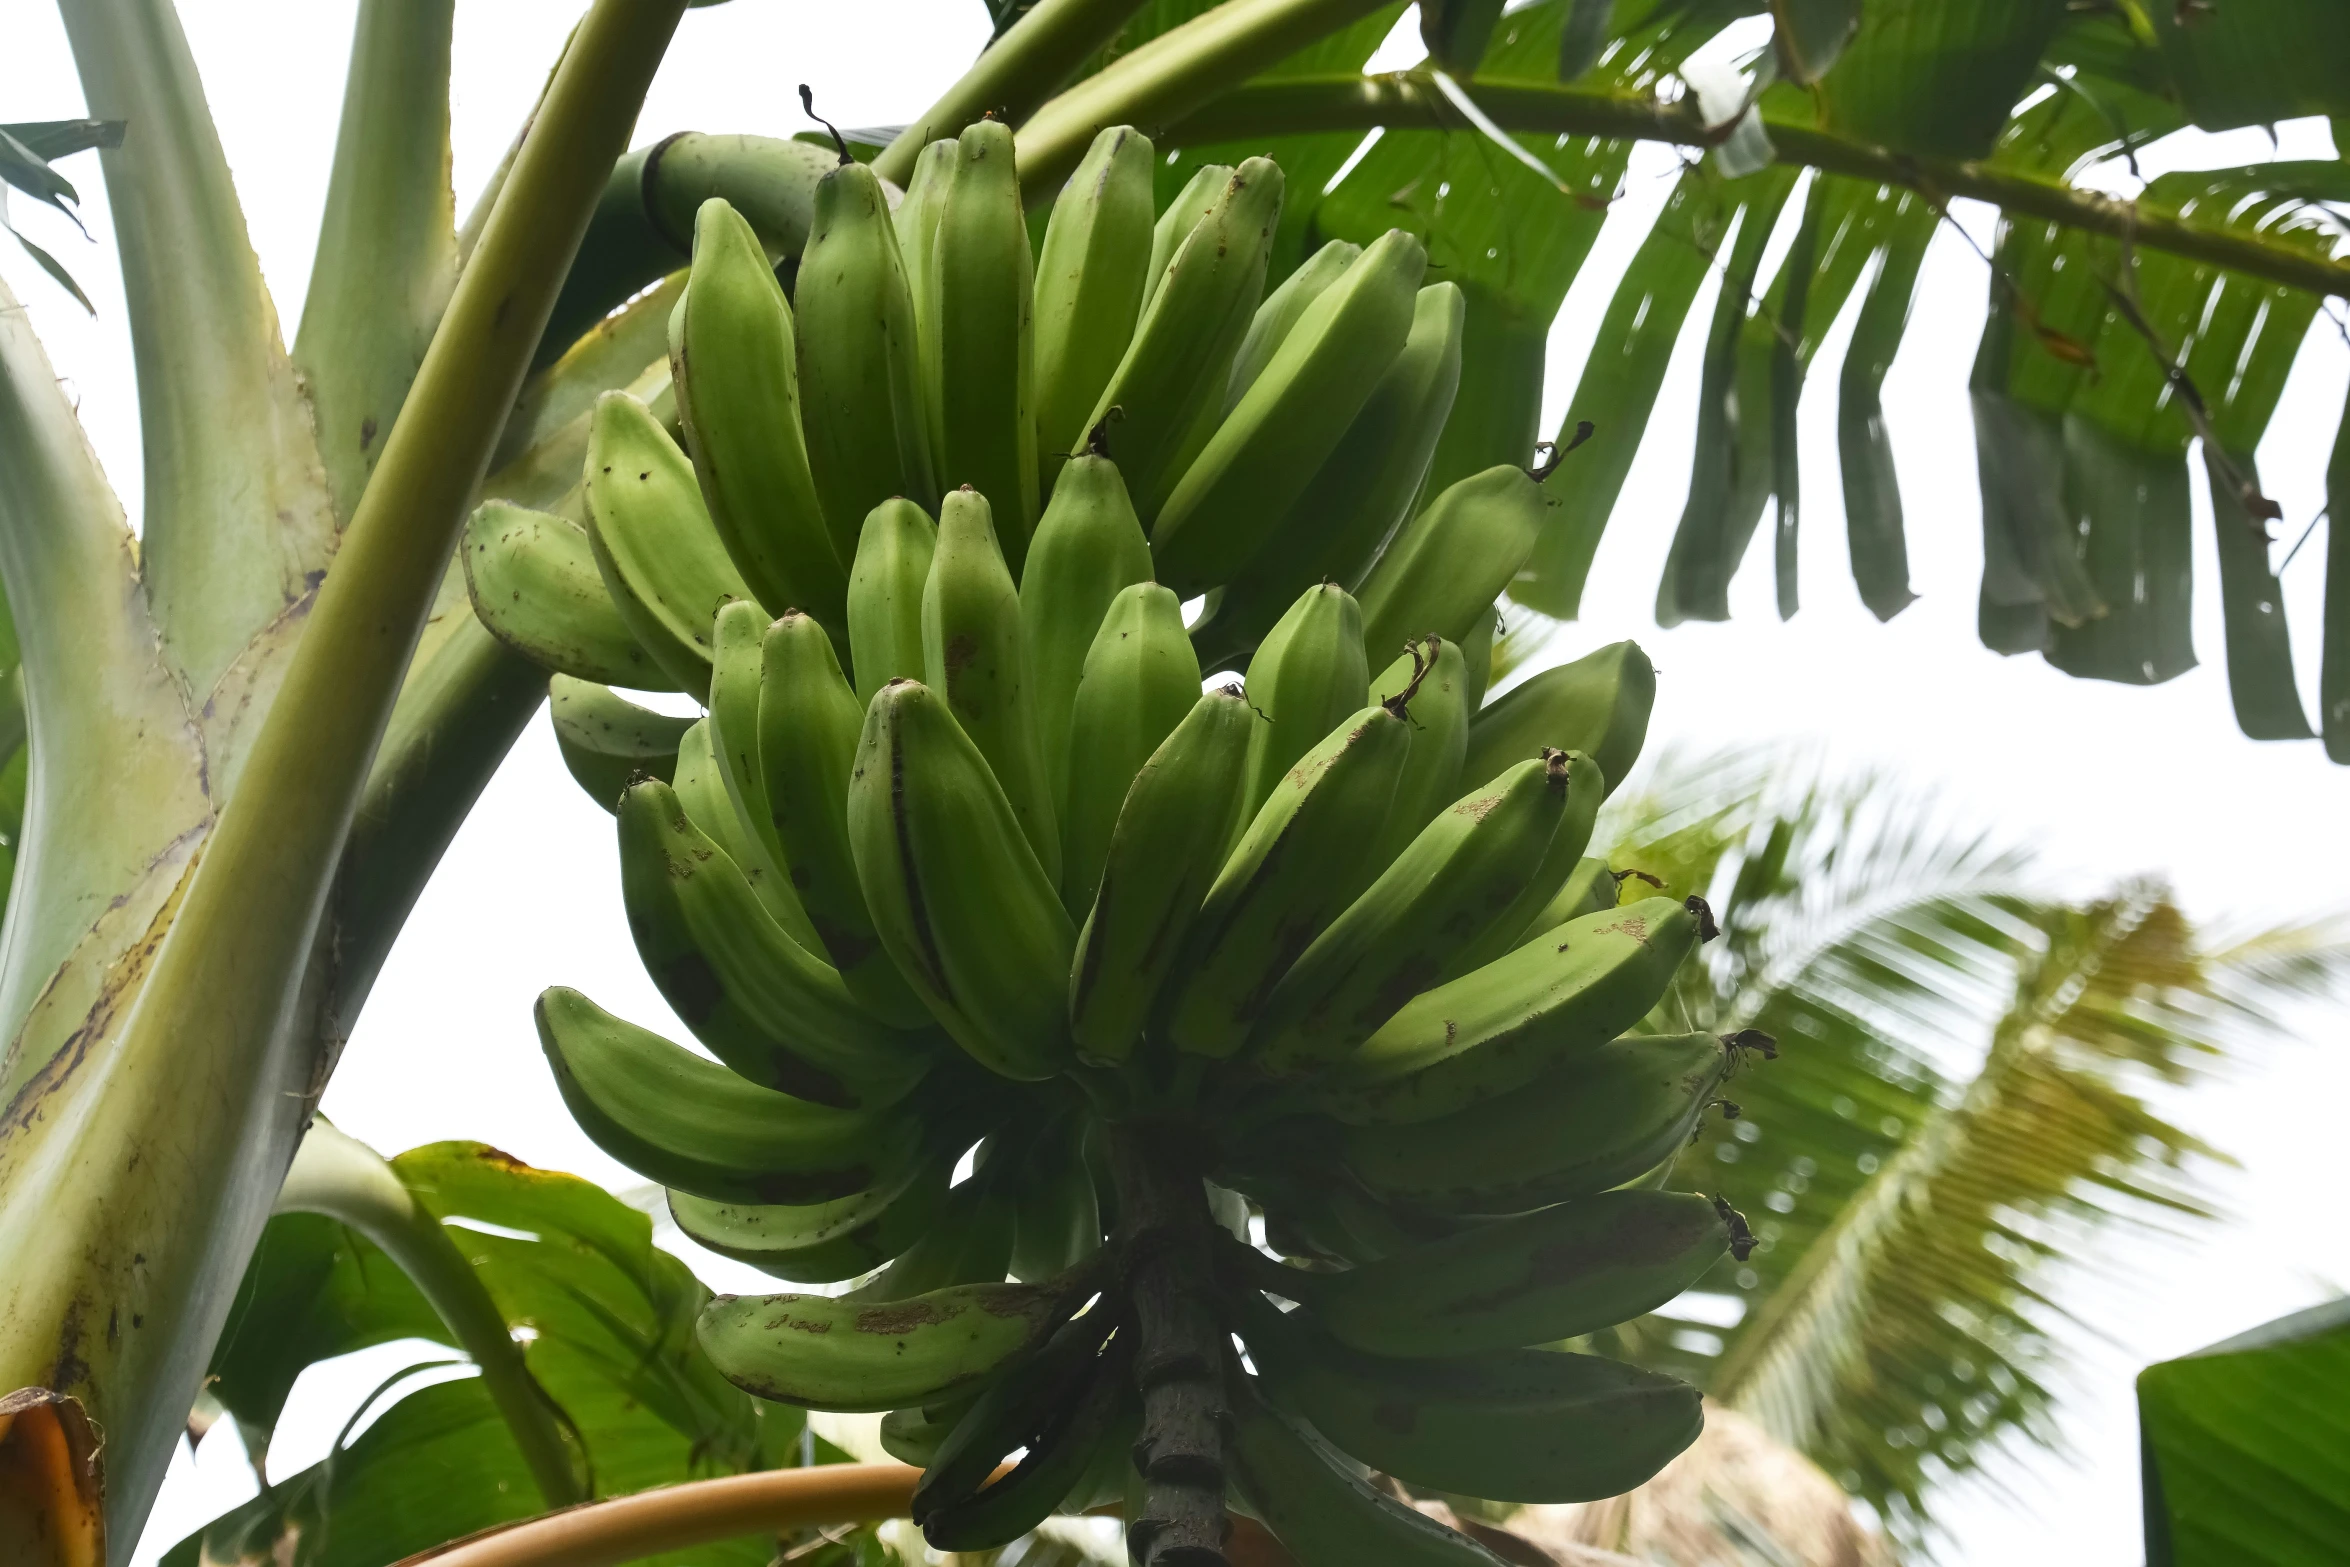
left=1168, top=71, right=2350, bottom=303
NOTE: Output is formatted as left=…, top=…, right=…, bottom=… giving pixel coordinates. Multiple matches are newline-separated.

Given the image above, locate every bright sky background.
left=4, top=3, right=2346, bottom=1562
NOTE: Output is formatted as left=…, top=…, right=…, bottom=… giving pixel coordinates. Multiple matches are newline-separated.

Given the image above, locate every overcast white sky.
left=5, top=3, right=2346, bottom=1562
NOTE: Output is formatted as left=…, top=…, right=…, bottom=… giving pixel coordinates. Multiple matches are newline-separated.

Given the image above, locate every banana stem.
left=390, top=1463, right=921, bottom=1567
left=1011, top=0, right=1394, bottom=202
left=869, top=0, right=1154, bottom=188
left=1108, top=1124, right=1233, bottom=1567
left=276, top=1122, right=585, bottom=1510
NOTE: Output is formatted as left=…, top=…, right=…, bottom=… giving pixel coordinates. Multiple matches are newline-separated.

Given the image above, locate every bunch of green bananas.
left=470, top=122, right=1771, bottom=1565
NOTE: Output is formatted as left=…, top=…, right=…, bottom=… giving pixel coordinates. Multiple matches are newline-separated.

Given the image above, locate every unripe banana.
left=1250, top=750, right=1570, bottom=1074
left=1066, top=687, right=1254, bottom=1065
left=1435, top=748, right=1604, bottom=982
left=1007, top=1124, right=1105, bottom=1285
left=1032, top=125, right=1155, bottom=482
left=912, top=1306, right=1120, bottom=1535
left=923, top=488, right=1060, bottom=879
left=1459, top=602, right=1498, bottom=709
left=671, top=198, right=847, bottom=630
left=1524, top=854, right=1624, bottom=935
left=705, top=600, right=790, bottom=879
left=697, top=1275, right=1085, bottom=1412
left=1340, top=1031, right=1742, bottom=1214
left=584, top=391, right=761, bottom=700
left=797, top=159, right=939, bottom=544
left=1226, top=1378, right=1508, bottom=1567
left=847, top=498, right=938, bottom=704
left=1085, top=160, right=1283, bottom=520
left=673, top=717, right=826, bottom=956
left=464, top=501, right=667, bottom=688
left=1224, top=237, right=1359, bottom=413
left=1191, top=282, right=1464, bottom=672
left=1151, top=228, right=1426, bottom=597
left=1059, top=581, right=1201, bottom=917
left=1240, top=583, right=1370, bottom=822
left=1278, top=1189, right=1729, bottom=1358
left=1462, top=638, right=1655, bottom=796
left=534, top=985, right=925, bottom=1205
left=1017, top=451, right=1152, bottom=815
left=1309, top=895, right=1711, bottom=1125
left=668, top=1155, right=951, bottom=1284
left=547, top=675, right=691, bottom=813
left=930, top=120, right=1040, bottom=560
left=1366, top=635, right=1470, bottom=864
left=919, top=1327, right=1132, bottom=1551
left=1167, top=702, right=1414, bottom=1058
left=759, top=611, right=933, bottom=1028
left=851, top=1154, right=1020, bottom=1302
left=895, top=139, right=955, bottom=467
left=1355, top=462, right=1552, bottom=665
left=848, top=679, right=1076, bottom=1080
left=1249, top=1320, right=1701, bottom=1506
left=1144, top=162, right=1235, bottom=306
left=617, top=777, right=937, bottom=1109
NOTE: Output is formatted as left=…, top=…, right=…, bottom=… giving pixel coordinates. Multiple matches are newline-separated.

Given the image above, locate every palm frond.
left=1580, top=753, right=2350, bottom=1551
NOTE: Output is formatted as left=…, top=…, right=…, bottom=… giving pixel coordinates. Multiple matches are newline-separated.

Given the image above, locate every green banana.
left=1066, top=687, right=1255, bottom=1065
left=848, top=679, right=1076, bottom=1080
left=1223, top=238, right=1359, bottom=412
left=1226, top=1377, right=1508, bottom=1567
left=922, top=488, right=1060, bottom=879
left=758, top=610, right=932, bottom=1029
left=1017, top=451, right=1153, bottom=818
left=852, top=1157, right=1020, bottom=1302
left=547, top=675, right=691, bottom=813
left=534, top=985, right=923, bottom=1205
left=667, top=1154, right=952, bottom=1284
left=583, top=391, right=760, bottom=700
left=1276, top=1189, right=1730, bottom=1358
left=1459, top=604, right=1497, bottom=710
left=1144, top=162, right=1234, bottom=306
left=929, top=120, right=1039, bottom=559
left=1006, top=1118, right=1104, bottom=1285
left=1340, top=1031, right=1743, bottom=1214
left=1084, top=159, right=1282, bottom=520
left=1310, top=895, right=1712, bottom=1125
left=1461, top=639, right=1655, bottom=797
left=796, top=159, right=939, bottom=548
left=1254, top=1325, right=1702, bottom=1505
left=463, top=501, right=667, bottom=689
left=616, top=777, right=935, bottom=1109
left=1032, top=125, right=1155, bottom=480
left=704, top=600, right=790, bottom=880
left=920, top=1330, right=1132, bottom=1551
left=1191, top=281, right=1464, bottom=671
left=1521, top=855, right=1627, bottom=940
left=1150, top=228, right=1426, bottom=597
left=846, top=498, right=938, bottom=705
left=1167, top=702, right=1414, bottom=1059
left=1434, top=748, right=1605, bottom=982
left=913, top=1306, right=1116, bottom=1529
left=696, top=1276, right=1085, bottom=1413
left=1365, top=635, right=1470, bottom=865
left=895, top=138, right=955, bottom=468
left=1239, top=583, right=1370, bottom=823
left=1250, top=751, right=1571, bottom=1074
left=1355, top=462, right=1553, bottom=666
left=1058, top=581, right=1202, bottom=918
left=670, top=197, right=847, bottom=628
left=672, top=717, right=825, bottom=957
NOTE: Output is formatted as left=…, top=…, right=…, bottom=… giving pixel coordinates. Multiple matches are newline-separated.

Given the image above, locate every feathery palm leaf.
left=1572, top=750, right=2349, bottom=1549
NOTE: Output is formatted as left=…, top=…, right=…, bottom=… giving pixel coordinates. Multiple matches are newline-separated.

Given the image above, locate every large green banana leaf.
left=2139, top=1296, right=2350, bottom=1566
left=1132, top=0, right=2350, bottom=761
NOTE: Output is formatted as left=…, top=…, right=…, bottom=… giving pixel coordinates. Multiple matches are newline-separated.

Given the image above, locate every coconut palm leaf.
left=1573, top=751, right=2350, bottom=1549
left=1133, top=0, right=2350, bottom=758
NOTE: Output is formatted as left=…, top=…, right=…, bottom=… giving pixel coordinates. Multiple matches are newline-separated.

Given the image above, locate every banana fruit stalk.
left=471, top=125, right=1759, bottom=1567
